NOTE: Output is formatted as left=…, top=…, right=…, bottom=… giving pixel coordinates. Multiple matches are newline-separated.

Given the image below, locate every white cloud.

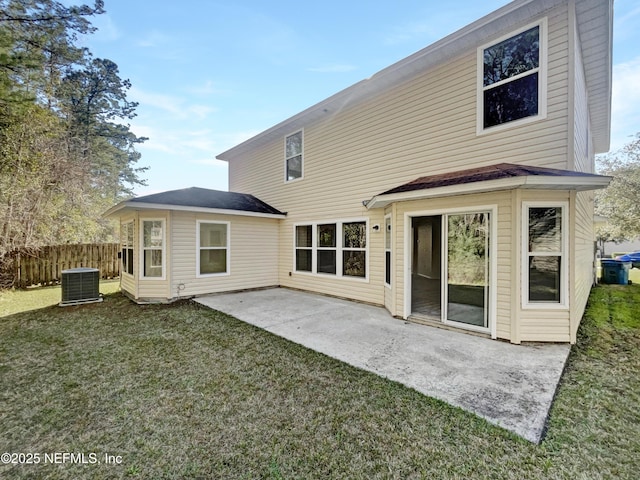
left=136, top=30, right=172, bottom=48
left=610, top=57, right=640, bottom=150
left=185, top=80, right=227, bottom=96
left=214, top=130, right=263, bottom=155
left=129, top=87, right=183, bottom=115
left=91, top=14, right=121, bottom=42
left=182, top=137, right=216, bottom=152
left=128, top=124, right=154, bottom=140
left=188, top=105, right=216, bottom=119
left=128, top=87, right=215, bottom=120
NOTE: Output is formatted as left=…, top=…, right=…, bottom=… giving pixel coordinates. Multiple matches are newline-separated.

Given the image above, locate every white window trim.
left=317, top=223, right=337, bottom=276
left=293, top=218, right=369, bottom=282
left=476, top=18, right=548, bottom=136
left=284, top=129, right=304, bottom=184
left=121, top=221, right=134, bottom=278
left=140, top=218, right=166, bottom=280
left=294, top=224, right=314, bottom=273
left=384, top=214, right=392, bottom=288
left=522, top=201, right=569, bottom=309
left=196, top=220, right=231, bottom=278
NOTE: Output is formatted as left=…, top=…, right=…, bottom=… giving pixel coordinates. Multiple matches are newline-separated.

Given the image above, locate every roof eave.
left=365, top=175, right=612, bottom=210
left=577, top=0, right=614, bottom=153
left=103, top=201, right=286, bottom=219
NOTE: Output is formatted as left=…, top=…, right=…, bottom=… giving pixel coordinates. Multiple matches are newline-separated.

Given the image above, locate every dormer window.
left=478, top=20, right=547, bottom=133
left=285, top=130, right=303, bottom=182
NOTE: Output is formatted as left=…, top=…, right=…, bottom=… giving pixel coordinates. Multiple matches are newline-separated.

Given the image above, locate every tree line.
left=596, top=133, right=640, bottom=247
left=0, top=0, right=146, bottom=258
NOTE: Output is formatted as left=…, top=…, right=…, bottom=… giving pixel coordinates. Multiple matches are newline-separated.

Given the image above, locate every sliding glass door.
left=444, top=213, right=490, bottom=329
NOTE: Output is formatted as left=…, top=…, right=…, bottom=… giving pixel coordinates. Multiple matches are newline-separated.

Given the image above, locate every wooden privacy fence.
left=10, top=243, right=120, bottom=288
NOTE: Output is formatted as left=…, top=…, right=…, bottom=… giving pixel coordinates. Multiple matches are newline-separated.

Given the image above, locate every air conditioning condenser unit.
left=59, top=267, right=103, bottom=306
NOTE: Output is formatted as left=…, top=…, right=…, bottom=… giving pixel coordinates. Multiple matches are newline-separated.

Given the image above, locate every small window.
left=198, top=222, right=229, bottom=276
left=523, top=203, right=567, bottom=306
left=285, top=131, right=303, bottom=182
left=343, top=222, right=366, bottom=278
left=479, top=21, right=546, bottom=132
left=142, top=219, right=164, bottom=278
left=121, top=221, right=134, bottom=276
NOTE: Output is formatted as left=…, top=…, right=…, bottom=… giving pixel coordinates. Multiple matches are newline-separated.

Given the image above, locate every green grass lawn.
left=1, top=285, right=639, bottom=479
left=0, top=280, right=121, bottom=317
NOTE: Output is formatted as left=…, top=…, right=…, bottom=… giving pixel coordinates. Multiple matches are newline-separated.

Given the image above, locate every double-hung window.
left=479, top=20, right=546, bottom=132
left=523, top=203, right=567, bottom=307
left=121, top=221, right=134, bottom=276
left=294, top=220, right=368, bottom=279
left=342, top=222, right=366, bottom=278
left=197, top=221, right=229, bottom=276
left=141, top=219, right=165, bottom=279
left=295, top=225, right=313, bottom=272
left=285, top=130, right=303, bottom=182
left=317, top=224, right=337, bottom=274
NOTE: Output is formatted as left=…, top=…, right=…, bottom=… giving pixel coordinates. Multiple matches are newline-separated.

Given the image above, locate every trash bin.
left=600, top=259, right=631, bottom=285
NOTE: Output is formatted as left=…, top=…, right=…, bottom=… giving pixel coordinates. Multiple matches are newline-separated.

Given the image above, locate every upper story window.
left=285, top=130, right=303, bottom=182
left=478, top=20, right=546, bottom=133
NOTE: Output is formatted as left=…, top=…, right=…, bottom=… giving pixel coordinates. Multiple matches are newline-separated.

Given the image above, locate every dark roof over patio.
left=381, top=163, right=607, bottom=195
left=105, top=187, right=286, bottom=217
left=365, top=163, right=611, bottom=209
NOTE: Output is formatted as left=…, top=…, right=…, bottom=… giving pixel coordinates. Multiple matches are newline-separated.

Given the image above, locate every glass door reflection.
left=445, top=213, right=489, bottom=328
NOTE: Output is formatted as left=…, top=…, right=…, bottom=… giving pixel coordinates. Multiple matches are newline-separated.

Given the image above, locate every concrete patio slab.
left=195, top=288, right=571, bottom=443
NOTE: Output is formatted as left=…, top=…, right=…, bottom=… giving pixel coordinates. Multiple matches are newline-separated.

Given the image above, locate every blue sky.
left=80, top=0, right=640, bottom=195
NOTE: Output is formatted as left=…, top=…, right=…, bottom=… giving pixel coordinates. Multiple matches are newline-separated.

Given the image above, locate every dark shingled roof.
left=381, top=163, right=607, bottom=195
left=129, top=187, right=285, bottom=216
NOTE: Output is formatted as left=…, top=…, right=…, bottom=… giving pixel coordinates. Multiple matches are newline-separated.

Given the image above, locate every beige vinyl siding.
left=570, top=16, right=597, bottom=342
left=519, top=310, right=571, bottom=342
left=170, top=211, right=279, bottom=298
left=120, top=266, right=136, bottom=298
left=572, top=14, right=594, bottom=174
left=572, top=191, right=596, bottom=342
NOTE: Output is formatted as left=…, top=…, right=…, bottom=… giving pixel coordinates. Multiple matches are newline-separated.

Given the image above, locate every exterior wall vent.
left=59, top=267, right=103, bottom=306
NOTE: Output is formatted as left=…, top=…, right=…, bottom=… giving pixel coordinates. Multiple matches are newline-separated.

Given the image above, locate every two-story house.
left=106, top=0, right=613, bottom=344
